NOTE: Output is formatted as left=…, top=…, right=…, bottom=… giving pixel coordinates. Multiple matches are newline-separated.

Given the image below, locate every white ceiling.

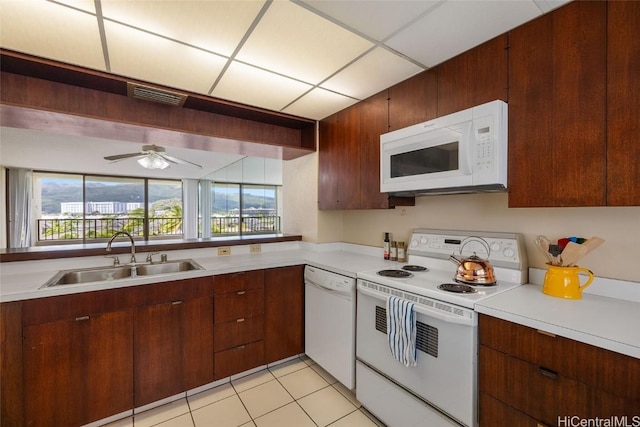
left=0, top=0, right=569, bottom=177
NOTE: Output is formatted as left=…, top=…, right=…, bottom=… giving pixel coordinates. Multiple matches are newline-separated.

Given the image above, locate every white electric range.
left=355, top=229, right=528, bottom=427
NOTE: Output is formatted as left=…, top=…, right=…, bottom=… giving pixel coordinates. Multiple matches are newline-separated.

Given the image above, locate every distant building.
left=60, top=202, right=143, bottom=214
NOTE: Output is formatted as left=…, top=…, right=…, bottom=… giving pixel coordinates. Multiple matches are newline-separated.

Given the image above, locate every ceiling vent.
left=127, top=82, right=187, bottom=107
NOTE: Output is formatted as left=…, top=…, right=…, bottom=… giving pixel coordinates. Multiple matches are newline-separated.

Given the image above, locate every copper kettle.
left=449, top=238, right=496, bottom=285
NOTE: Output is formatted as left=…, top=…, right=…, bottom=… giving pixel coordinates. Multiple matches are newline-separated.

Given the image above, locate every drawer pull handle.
left=172, top=300, right=183, bottom=305
left=237, top=291, right=246, bottom=295
left=236, top=318, right=245, bottom=323
left=236, top=345, right=246, bottom=350
left=75, top=316, right=90, bottom=321
left=537, top=423, right=549, bottom=427
left=536, top=329, right=556, bottom=338
left=538, top=367, right=558, bottom=379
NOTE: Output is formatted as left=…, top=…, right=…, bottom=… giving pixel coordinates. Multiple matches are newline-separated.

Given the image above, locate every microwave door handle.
left=458, top=123, right=475, bottom=175
left=357, top=286, right=473, bottom=326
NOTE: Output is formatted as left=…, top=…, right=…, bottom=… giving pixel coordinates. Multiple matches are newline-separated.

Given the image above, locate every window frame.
left=31, top=171, right=183, bottom=246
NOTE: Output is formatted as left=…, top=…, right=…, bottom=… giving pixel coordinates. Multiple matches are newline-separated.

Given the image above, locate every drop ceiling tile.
left=0, top=0, right=105, bottom=70
left=300, top=0, right=439, bottom=41
left=283, top=88, right=358, bottom=121
left=236, top=1, right=373, bottom=84
left=100, top=0, right=265, bottom=57
left=533, top=0, right=572, bottom=13
left=386, top=0, right=542, bottom=67
left=105, top=21, right=227, bottom=95
left=321, top=47, right=423, bottom=100
left=54, top=0, right=96, bottom=13
left=212, top=61, right=312, bottom=112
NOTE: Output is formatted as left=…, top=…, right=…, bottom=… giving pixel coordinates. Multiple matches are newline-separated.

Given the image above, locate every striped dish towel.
left=386, top=296, right=417, bottom=367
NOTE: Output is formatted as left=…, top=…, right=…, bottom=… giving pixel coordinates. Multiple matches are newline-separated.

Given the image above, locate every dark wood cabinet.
left=436, top=35, right=508, bottom=117
left=22, top=304, right=133, bottom=427
left=134, top=277, right=214, bottom=406
left=508, top=1, right=607, bottom=207
left=479, top=315, right=640, bottom=426
left=1, top=302, right=23, bottom=427
left=318, top=90, right=415, bottom=210
left=318, top=105, right=362, bottom=210
left=388, top=70, right=437, bottom=132
left=213, top=270, right=265, bottom=379
left=264, top=265, right=304, bottom=364
left=606, top=0, right=640, bottom=206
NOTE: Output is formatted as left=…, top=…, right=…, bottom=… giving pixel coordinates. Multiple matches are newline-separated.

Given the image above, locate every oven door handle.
left=357, top=286, right=474, bottom=326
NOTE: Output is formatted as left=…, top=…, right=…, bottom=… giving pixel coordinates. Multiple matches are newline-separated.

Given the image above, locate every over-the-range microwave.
left=380, top=99, right=507, bottom=196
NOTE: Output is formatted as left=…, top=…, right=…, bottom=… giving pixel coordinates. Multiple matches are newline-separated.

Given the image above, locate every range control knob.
left=503, top=248, right=515, bottom=258
left=420, top=236, right=428, bottom=245
left=411, top=239, right=419, bottom=248
left=490, top=242, right=501, bottom=252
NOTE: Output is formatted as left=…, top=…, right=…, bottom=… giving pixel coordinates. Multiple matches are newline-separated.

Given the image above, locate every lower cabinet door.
left=135, top=301, right=183, bottom=407
left=23, top=311, right=133, bottom=427
left=479, top=393, right=541, bottom=427
left=214, top=341, right=264, bottom=379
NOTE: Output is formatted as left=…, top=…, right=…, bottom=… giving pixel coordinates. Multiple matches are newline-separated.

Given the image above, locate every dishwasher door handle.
left=305, top=280, right=353, bottom=300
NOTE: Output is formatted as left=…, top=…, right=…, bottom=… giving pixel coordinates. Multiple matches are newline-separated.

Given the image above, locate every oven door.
left=356, top=281, right=477, bottom=427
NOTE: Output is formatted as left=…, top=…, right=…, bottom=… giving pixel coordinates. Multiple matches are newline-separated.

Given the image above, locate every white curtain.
left=8, top=168, right=33, bottom=248
left=182, top=179, right=199, bottom=240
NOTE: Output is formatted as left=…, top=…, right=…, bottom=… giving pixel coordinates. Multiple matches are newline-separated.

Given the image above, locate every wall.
left=340, top=193, right=639, bottom=283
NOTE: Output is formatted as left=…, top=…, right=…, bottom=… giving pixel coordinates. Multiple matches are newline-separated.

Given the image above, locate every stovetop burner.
left=402, top=265, right=428, bottom=272
left=438, top=283, right=477, bottom=294
left=377, top=269, right=413, bottom=278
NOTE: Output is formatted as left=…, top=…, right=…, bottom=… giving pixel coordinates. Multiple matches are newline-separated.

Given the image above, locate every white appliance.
left=304, top=265, right=356, bottom=389
left=380, top=100, right=508, bottom=195
left=356, top=229, right=527, bottom=427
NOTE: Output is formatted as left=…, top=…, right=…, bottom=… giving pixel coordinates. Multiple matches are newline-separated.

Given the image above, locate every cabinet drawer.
left=480, top=346, right=637, bottom=424
left=214, top=270, right=264, bottom=295
left=214, top=316, right=264, bottom=352
left=479, top=392, right=541, bottom=427
left=214, top=341, right=264, bottom=379
left=479, top=314, right=640, bottom=400
left=214, top=289, right=264, bottom=323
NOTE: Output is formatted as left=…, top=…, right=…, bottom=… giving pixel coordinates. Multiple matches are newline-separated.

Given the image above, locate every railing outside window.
left=38, top=216, right=280, bottom=241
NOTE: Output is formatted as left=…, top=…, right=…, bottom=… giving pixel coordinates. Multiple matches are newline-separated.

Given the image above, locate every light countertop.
left=1, top=242, right=638, bottom=359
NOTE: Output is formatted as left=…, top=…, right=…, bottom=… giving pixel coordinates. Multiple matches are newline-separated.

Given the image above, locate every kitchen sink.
left=41, top=259, right=205, bottom=288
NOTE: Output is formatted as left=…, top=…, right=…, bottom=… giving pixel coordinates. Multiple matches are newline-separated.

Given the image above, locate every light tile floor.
left=102, top=356, right=385, bottom=427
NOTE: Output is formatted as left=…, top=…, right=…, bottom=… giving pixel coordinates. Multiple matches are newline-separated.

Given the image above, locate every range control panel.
left=408, top=229, right=526, bottom=270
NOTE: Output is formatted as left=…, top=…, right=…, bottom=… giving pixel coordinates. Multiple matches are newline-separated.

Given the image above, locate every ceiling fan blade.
left=161, top=154, right=203, bottom=169
left=104, top=152, right=143, bottom=161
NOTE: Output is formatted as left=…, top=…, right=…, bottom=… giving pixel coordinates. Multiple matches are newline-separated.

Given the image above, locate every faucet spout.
left=106, top=231, right=137, bottom=264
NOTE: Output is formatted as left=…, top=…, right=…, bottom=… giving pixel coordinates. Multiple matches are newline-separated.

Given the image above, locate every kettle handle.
left=458, top=236, right=491, bottom=258
left=576, top=268, right=595, bottom=290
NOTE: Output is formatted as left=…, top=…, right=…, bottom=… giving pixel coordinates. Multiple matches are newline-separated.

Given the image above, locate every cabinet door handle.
left=537, top=423, right=550, bottom=427
left=236, top=291, right=246, bottom=295
left=172, top=300, right=183, bottom=305
left=236, top=318, right=245, bottom=323
left=236, top=345, right=246, bottom=350
left=537, top=367, right=558, bottom=379
left=75, top=315, right=90, bottom=321
left=536, top=329, right=556, bottom=338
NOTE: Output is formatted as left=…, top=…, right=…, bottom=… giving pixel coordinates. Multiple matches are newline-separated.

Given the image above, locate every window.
left=33, top=172, right=183, bottom=244
left=201, top=181, right=281, bottom=238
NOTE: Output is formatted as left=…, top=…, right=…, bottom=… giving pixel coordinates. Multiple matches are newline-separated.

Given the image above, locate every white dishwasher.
left=304, top=265, right=356, bottom=389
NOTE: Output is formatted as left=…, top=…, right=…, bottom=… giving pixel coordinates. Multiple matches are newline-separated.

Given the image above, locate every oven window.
left=375, top=306, right=439, bottom=358
left=390, top=142, right=459, bottom=178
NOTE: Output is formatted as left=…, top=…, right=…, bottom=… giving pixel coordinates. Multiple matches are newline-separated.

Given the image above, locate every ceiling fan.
left=103, top=144, right=202, bottom=170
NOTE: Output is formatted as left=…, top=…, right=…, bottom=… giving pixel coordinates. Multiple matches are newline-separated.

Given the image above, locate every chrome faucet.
left=106, top=230, right=137, bottom=265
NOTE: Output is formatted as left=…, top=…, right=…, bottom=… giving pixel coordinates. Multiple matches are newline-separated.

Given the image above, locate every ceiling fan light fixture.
left=137, top=153, right=170, bottom=170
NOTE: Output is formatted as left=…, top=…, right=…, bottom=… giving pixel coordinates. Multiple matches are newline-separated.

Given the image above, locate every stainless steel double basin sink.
left=42, top=259, right=205, bottom=288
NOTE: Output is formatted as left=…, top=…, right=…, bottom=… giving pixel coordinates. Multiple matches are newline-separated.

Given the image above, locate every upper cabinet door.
left=508, top=1, right=607, bottom=207
left=606, top=0, right=640, bottom=206
left=388, top=70, right=437, bottom=132
left=437, top=35, right=508, bottom=117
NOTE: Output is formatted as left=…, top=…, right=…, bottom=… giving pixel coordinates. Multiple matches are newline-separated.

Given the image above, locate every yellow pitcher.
left=543, top=265, right=594, bottom=300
